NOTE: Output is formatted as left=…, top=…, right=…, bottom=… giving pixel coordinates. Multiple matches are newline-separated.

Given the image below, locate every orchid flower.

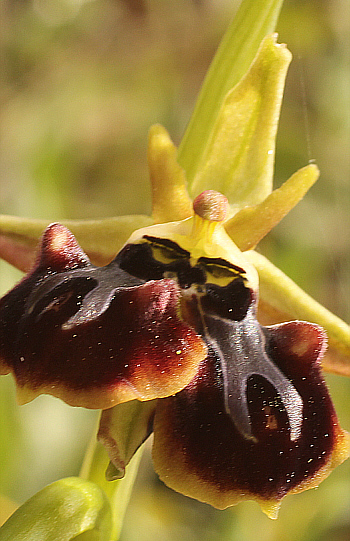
left=0, top=1, right=349, bottom=537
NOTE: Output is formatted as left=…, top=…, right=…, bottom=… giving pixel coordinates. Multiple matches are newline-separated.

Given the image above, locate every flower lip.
left=117, top=231, right=304, bottom=443
left=0, top=223, right=208, bottom=408
left=152, top=317, right=349, bottom=513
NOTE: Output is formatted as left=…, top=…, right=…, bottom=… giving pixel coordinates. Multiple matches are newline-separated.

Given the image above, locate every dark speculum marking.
left=25, top=263, right=144, bottom=329
left=201, top=280, right=252, bottom=321
left=117, top=237, right=248, bottom=291
left=1, top=230, right=305, bottom=444
left=167, top=336, right=336, bottom=499
left=118, top=237, right=303, bottom=443
left=116, top=242, right=206, bottom=288
left=202, top=308, right=303, bottom=442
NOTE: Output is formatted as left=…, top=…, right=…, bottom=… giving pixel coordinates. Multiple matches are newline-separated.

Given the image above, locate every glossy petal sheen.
left=0, top=224, right=206, bottom=408
left=153, top=318, right=350, bottom=517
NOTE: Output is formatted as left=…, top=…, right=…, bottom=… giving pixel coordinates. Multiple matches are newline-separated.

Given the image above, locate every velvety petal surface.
left=153, top=315, right=350, bottom=517
left=0, top=223, right=206, bottom=408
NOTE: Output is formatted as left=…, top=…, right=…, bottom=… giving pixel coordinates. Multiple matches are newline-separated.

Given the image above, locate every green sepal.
left=98, top=400, right=157, bottom=480
left=245, top=250, right=350, bottom=377
left=185, top=34, right=292, bottom=209
left=178, top=0, right=284, bottom=188
left=0, top=477, right=112, bottom=541
left=0, top=214, right=153, bottom=272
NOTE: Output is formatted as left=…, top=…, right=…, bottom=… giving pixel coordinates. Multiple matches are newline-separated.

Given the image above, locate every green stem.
left=80, top=422, right=143, bottom=541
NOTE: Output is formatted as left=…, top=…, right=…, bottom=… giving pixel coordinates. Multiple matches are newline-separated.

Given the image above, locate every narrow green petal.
left=185, top=34, right=291, bottom=208
left=178, top=0, right=284, bottom=187
left=225, top=164, right=319, bottom=250
left=0, top=214, right=153, bottom=271
left=245, top=250, right=350, bottom=376
left=0, top=477, right=112, bottom=541
left=148, top=125, right=192, bottom=223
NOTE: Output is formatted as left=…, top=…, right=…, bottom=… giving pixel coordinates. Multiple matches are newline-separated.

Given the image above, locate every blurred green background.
left=0, top=0, right=349, bottom=539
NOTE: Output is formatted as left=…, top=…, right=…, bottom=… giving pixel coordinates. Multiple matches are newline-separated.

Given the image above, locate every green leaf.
left=184, top=34, right=292, bottom=208
left=178, top=0, right=284, bottom=188
left=0, top=477, right=112, bottom=541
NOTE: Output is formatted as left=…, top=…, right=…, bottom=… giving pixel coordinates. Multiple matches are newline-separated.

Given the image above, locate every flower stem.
left=80, top=421, right=143, bottom=541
